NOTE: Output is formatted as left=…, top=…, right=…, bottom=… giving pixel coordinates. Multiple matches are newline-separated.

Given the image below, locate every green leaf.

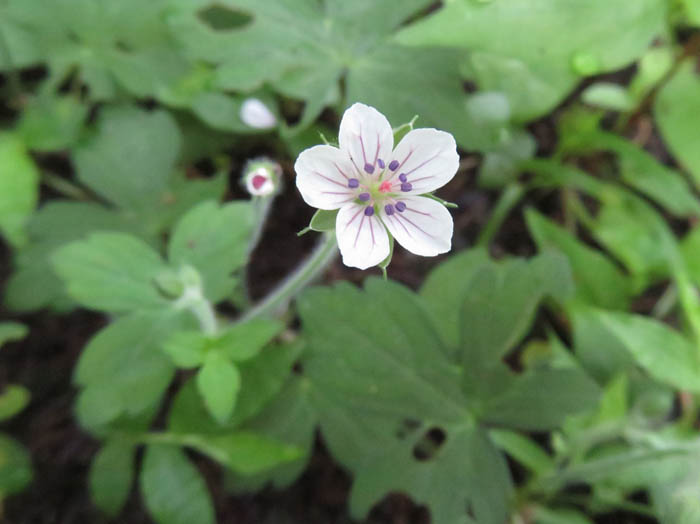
left=52, top=232, right=169, bottom=313
left=458, top=252, right=573, bottom=373
left=681, top=0, right=700, bottom=25
left=560, top=129, right=700, bottom=218
left=0, top=434, right=32, bottom=496
left=0, top=322, right=28, bottom=348
left=299, top=279, right=513, bottom=524
left=0, top=133, right=39, bottom=247
left=629, top=46, right=673, bottom=100
left=0, top=385, right=30, bottom=422
left=581, top=82, right=635, bottom=111
left=188, top=431, right=301, bottom=475
left=534, top=507, right=594, bottom=524
left=346, top=44, right=488, bottom=149
left=571, top=307, right=635, bottom=383
left=162, top=331, right=207, bottom=368
left=216, top=319, right=284, bottom=362
left=525, top=208, right=633, bottom=309
left=300, top=279, right=468, bottom=423
left=74, top=106, right=181, bottom=211
left=169, top=342, right=301, bottom=434
left=589, top=309, right=700, bottom=392
left=489, top=429, right=554, bottom=476
left=141, top=445, right=215, bottom=524
left=652, top=457, right=700, bottom=524
left=89, top=440, right=134, bottom=517
left=196, top=352, right=241, bottom=424
left=480, top=367, right=600, bottom=431
left=308, top=209, right=338, bottom=232
left=419, top=248, right=490, bottom=348
left=169, top=1, right=492, bottom=149
left=228, top=376, right=316, bottom=492
left=17, top=94, right=88, bottom=151
left=480, top=130, right=536, bottom=188
left=5, top=201, right=145, bottom=312
left=396, top=0, right=666, bottom=120
left=168, top=200, right=252, bottom=302
left=589, top=191, right=673, bottom=290
left=655, top=60, right=700, bottom=187
left=74, top=313, right=185, bottom=429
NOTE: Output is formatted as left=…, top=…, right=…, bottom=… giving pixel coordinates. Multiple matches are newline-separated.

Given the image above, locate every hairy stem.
left=240, top=232, right=338, bottom=322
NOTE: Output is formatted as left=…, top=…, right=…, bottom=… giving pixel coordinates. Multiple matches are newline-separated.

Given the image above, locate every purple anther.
left=358, top=192, right=371, bottom=202
left=377, top=158, right=385, bottom=169
left=388, top=160, right=399, bottom=171
left=400, top=182, right=413, bottom=192
left=364, top=206, right=375, bottom=216
left=384, top=204, right=395, bottom=216
left=348, top=178, right=360, bottom=188
left=364, top=163, right=375, bottom=174
left=398, top=173, right=408, bottom=183
left=395, top=201, right=406, bottom=212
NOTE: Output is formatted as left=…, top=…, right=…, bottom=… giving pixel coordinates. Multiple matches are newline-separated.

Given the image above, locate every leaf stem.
left=239, top=232, right=337, bottom=322
left=41, top=172, right=91, bottom=200
left=477, top=182, right=524, bottom=247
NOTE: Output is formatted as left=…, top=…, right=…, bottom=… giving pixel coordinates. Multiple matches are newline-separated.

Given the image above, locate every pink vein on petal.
left=358, top=133, right=368, bottom=164
left=354, top=215, right=366, bottom=247
left=373, top=133, right=380, bottom=164
left=389, top=214, right=412, bottom=238
left=397, top=213, right=435, bottom=238
left=333, top=162, right=350, bottom=180
left=404, top=152, right=440, bottom=176
left=369, top=216, right=376, bottom=248
left=314, top=170, right=347, bottom=188
left=406, top=207, right=434, bottom=218
left=344, top=207, right=364, bottom=232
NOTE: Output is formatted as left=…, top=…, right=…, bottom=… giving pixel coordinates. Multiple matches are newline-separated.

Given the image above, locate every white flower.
left=240, top=98, right=277, bottom=129
left=294, top=103, right=459, bottom=270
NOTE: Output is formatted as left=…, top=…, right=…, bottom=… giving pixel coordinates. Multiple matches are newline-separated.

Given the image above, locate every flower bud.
left=243, top=158, right=282, bottom=197
left=240, top=98, right=277, bottom=129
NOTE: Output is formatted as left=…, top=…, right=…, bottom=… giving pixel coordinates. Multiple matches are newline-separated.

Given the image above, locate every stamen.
left=364, top=163, right=375, bottom=174
left=400, top=182, right=413, bottom=192
left=348, top=178, right=359, bottom=188
left=398, top=173, right=408, bottom=183
left=364, top=206, right=375, bottom=216
left=377, top=158, right=385, bottom=169
left=388, top=160, right=399, bottom=171
left=359, top=192, right=371, bottom=202
left=384, top=204, right=395, bottom=216
left=395, top=201, right=406, bottom=212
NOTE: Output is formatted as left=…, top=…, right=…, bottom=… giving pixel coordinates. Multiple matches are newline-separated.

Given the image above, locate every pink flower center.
left=252, top=174, right=268, bottom=189
left=378, top=180, right=392, bottom=193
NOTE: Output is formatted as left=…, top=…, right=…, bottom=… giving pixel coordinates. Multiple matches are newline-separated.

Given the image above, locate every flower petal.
left=295, top=145, right=358, bottom=210
left=336, top=203, right=390, bottom=270
left=381, top=196, right=453, bottom=257
left=338, top=103, right=394, bottom=177
left=386, top=128, right=459, bottom=195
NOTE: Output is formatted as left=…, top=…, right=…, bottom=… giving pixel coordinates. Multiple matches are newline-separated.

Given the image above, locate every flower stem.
left=189, top=297, right=218, bottom=335
left=240, top=232, right=338, bottom=322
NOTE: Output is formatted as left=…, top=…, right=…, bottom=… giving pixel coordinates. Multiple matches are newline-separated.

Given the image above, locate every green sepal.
left=392, top=115, right=418, bottom=143
left=310, top=209, right=339, bottom=232
left=423, top=193, right=458, bottom=208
